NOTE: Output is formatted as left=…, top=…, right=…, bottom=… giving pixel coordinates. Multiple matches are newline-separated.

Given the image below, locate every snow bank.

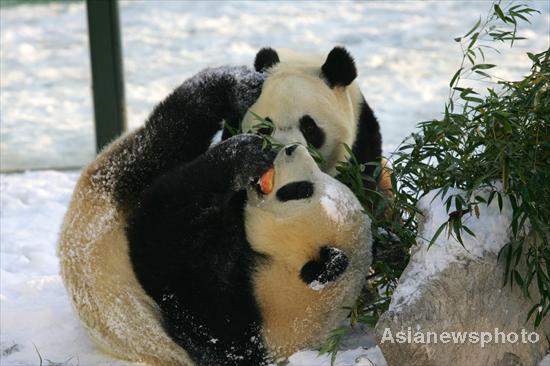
left=389, top=185, right=513, bottom=312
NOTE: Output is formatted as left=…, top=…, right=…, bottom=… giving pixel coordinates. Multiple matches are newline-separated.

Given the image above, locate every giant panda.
left=58, top=66, right=371, bottom=366
left=223, top=46, right=390, bottom=193
left=126, top=136, right=371, bottom=365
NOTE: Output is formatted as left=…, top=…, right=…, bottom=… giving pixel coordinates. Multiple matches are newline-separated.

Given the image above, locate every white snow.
left=321, top=184, right=348, bottom=226
left=321, top=194, right=341, bottom=223
left=1, top=1, right=548, bottom=171
left=0, top=171, right=131, bottom=365
left=309, top=280, right=327, bottom=291
left=289, top=346, right=386, bottom=366
left=389, top=185, right=514, bottom=312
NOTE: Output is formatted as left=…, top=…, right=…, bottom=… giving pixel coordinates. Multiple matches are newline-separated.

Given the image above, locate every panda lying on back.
left=126, top=136, right=371, bottom=365
left=59, top=65, right=371, bottom=366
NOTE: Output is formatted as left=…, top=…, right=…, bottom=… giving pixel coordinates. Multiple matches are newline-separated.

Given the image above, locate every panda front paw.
left=191, top=66, right=265, bottom=119
left=208, top=134, right=276, bottom=190
left=228, top=68, right=266, bottom=116
left=300, top=246, right=349, bottom=290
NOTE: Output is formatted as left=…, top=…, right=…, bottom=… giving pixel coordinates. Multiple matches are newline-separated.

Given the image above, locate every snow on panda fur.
left=58, top=67, right=266, bottom=366
left=125, top=138, right=371, bottom=365
left=59, top=66, right=371, bottom=366
left=245, top=144, right=371, bottom=360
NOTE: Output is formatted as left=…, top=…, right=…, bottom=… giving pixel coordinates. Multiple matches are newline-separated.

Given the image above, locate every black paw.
left=208, top=135, right=276, bottom=190
left=229, top=68, right=266, bottom=116
left=300, top=246, right=349, bottom=288
left=186, top=66, right=265, bottom=123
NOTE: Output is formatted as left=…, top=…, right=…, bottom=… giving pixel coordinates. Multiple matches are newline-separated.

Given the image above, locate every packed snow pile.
left=389, top=186, right=514, bottom=312
left=376, top=186, right=550, bottom=366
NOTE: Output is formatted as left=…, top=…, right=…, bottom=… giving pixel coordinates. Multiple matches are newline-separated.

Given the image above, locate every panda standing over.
left=228, top=46, right=390, bottom=193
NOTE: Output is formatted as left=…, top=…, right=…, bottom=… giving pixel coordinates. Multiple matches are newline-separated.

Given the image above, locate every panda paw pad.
left=300, top=246, right=349, bottom=289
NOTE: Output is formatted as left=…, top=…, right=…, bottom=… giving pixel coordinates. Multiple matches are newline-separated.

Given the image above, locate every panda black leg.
left=299, top=246, right=349, bottom=287
left=203, top=134, right=277, bottom=192
left=108, top=66, right=265, bottom=207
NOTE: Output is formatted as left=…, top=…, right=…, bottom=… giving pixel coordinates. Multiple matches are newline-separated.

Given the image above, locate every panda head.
left=242, top=46, right=361, bottom=175
left=245, top=143, right=370, bottom=356
left=246, top=143, right=368, bottom=271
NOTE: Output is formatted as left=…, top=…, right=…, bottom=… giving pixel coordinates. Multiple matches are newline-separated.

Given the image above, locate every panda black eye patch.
left=257, top=117, right=273, bottom=136
left=299, top=115, right=325, bottom=149
left=276, top=181, right=314, bottom=201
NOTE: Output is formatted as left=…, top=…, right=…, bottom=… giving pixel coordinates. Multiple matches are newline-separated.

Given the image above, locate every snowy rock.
left=375, top=187, right=550, bottom=366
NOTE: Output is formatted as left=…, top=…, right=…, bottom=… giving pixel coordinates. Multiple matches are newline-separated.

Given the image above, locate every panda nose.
left=285, top=144, right=299, bottom=156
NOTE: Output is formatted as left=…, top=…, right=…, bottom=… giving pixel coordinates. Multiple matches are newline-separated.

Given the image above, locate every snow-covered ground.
left=1, top=1, right=549, bottom=365
left=1, top=1, right=549, bottom=171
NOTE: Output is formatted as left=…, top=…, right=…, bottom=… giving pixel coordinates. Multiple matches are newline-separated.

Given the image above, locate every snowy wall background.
left=1, top=1, right=549, bottom=365
left=2, top=0, right=549, bottom=171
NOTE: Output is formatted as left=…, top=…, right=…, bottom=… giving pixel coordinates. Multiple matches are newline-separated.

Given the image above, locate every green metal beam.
left=86, top=0, right=126, bottom=153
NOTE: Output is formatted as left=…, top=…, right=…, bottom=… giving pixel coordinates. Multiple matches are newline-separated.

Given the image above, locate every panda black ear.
left=321, top=46, right=357, bottom=88
left=254, top=47, right=280, bottom=72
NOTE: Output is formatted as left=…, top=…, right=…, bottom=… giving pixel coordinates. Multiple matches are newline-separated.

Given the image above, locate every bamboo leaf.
left=472, top=64, right=496, bottom=70
left=429, top=222, right=447, bottom=249
left=464, top=18, right=482, bottom=38
left=450, top=68, right=463, bottom=87
left=494, top=4, right=507, bottom=23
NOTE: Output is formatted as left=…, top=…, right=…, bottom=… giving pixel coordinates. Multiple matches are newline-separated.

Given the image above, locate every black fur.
left=127, top=135, right=276, bottom=366
left=351, top=98, right=383, bottom=190
left=284, top=144, right=298, bottom=156
left=276, top=181, right=314, bottom=201
left=91, top=67, right=265, bottom=211
left=299, top=115, right=325, bottom=149
left=321, top=46, right=357, bottom=88
left=254, top=48, right=280, bottom=72
left=300, top=246, right=349, bottom=285
left=257, top=117, right=274, bottom=136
